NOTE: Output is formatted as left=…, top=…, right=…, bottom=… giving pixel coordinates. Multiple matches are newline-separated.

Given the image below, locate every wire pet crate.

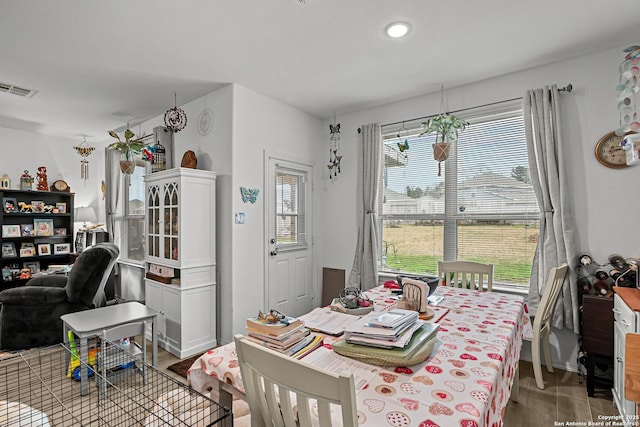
left=0, top=339, right=232, bottom=426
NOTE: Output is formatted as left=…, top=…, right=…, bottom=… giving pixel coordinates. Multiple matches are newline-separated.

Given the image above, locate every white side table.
left=61, top=302, right=158, bottom=395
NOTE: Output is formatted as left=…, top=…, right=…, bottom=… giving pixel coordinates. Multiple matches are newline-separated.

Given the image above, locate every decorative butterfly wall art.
left=240, top=187, right=259, bottom=204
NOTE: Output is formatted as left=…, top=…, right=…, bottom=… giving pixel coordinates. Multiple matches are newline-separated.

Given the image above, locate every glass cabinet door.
left=147, top=184, right=161, bottom=258
left=162, top=182, right=179, bottom=261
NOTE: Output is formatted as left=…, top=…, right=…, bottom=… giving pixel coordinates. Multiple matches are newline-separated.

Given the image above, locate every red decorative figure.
left=36, top=166, right=48, bottom=191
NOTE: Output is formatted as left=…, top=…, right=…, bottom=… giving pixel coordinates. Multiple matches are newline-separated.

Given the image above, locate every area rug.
left=167, top=352, right=205, bottom=378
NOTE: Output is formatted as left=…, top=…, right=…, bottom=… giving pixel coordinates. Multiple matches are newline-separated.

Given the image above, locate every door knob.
left=270, top=249, right=278, bottom=256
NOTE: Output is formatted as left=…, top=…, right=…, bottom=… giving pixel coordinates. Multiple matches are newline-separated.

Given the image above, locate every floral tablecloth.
left=188, top=286, right=530, bottom=427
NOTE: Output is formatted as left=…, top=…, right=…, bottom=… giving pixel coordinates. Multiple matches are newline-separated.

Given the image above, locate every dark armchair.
left=0, top=243, right=119, bottom=350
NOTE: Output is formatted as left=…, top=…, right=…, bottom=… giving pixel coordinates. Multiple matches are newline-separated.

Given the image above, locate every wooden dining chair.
left=438, top=260, right=494, bottom=292
left=530, top=263, right=569, bottom=389
left=234, top=334, right=358, bottom=427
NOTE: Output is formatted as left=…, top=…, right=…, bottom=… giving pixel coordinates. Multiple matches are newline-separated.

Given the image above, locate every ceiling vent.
left=0, top=81, right=38, bottom=98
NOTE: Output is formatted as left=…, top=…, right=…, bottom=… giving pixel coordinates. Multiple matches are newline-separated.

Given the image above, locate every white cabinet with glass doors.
left=143, top=167, right=217, bottom=358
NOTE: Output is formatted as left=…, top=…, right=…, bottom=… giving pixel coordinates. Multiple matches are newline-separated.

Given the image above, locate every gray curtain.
left=348, top=123, right=381, bottom=290
left=523, top=85, right=579, bottom=333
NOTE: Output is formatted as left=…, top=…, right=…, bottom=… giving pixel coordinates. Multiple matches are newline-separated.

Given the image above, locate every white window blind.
left=379, top=105, right=539, bottom=287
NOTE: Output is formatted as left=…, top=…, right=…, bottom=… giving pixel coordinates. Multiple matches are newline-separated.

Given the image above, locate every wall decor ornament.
left=73, top=136, right=95, bottom=185
left=240, top=187, right=259, bottom=204
left=197, top=108, right=214, bottom=136
left=616, top=45, right=640, bottom=136
left=20, top=170, right=34, bottom=191
left=164, top=93, right=188, bottom=133
left=327, top=114, right=342, bottom=179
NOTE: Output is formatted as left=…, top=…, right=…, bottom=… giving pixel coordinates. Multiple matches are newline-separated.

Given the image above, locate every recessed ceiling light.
left=386, top=22, right=410, bottom=38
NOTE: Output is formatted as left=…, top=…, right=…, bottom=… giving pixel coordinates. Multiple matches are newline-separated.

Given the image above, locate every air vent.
left=0, top=81, right=37, bottom=98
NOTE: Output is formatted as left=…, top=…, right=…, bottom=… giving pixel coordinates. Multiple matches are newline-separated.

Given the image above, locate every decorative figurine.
left=181, top=150, right=197, bottom=169
left=0, top=174, right=10, bottom=189
left=20, top=170, right=34, bottom=191
left=36, top=166, right=48, bottom=191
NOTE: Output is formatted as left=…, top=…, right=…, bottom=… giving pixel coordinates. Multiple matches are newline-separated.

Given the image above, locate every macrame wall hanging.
left=164, top=93, right=188, bottom=133
left=73, top=136, right=95, bottom=186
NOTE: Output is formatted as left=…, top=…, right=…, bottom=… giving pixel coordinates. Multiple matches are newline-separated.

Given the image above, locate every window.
left=275, top=168, right=307, bottom=246
left=379, top=103, right=539, bottom=288
left=122, top=165, right=146, bottom=261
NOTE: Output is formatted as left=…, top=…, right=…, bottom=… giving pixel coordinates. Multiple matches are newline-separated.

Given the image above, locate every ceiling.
left=1, top=0, right=640, bottom=141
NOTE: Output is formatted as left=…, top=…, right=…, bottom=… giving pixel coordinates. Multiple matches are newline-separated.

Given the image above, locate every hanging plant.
left=420, top=113, right=469, bottom=176
left=107, top=129, right=145, bottom=174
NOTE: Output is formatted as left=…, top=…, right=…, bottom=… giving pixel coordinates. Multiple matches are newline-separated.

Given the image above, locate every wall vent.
left=0, top=81, right=38, bottom=98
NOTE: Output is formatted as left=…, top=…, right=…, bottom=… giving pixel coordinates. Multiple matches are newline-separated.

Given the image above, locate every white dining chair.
left=530, top=263, right=569, bottom=389
left=438, top=260, right=494, bottom=292
left=234, top=334, right=358, bottom=427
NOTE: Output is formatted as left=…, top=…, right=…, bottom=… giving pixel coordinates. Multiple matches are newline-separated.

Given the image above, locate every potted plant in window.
left=420, top=113, right=469, bottom=176
left=107, top=129, right=145, bottom=174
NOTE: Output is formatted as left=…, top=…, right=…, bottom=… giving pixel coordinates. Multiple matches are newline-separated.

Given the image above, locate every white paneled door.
left=265, top=155, right=314, bottom=317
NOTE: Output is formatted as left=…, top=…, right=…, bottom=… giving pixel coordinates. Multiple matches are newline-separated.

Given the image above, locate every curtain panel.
left=348, top=123, right=381, bottom=290
left=523, top=85, right=579, bottom=333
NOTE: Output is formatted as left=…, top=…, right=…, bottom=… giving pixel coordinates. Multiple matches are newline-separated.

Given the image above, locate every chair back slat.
left=438, top=261, right=494, bottom=292
left=533, top=263, right=569, bottom=332
left=235, top=334, right=358, bottom=427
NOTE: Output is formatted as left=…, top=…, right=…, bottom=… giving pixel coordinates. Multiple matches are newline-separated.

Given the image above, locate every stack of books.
left=246, top=316, right=317, bottom=357
left=343, top=309, right=423, bottom=349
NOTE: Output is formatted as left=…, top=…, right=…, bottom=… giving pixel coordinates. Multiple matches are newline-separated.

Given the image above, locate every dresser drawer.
left=614, top=294, right=637, bottom=334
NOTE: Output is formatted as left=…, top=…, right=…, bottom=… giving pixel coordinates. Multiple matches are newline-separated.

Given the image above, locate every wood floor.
left=154, top=344, right=622, bottom=424
left=504, top=360, right=619, bottom=426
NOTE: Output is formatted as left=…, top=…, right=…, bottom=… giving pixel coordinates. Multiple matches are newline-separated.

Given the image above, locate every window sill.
left=117, top=259, right=145, bottom=269
left=378, top=270, right=529, bottom=297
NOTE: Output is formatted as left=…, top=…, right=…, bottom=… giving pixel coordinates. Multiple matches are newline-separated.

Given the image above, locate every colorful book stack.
left=246, top=316, right=320, bottom=358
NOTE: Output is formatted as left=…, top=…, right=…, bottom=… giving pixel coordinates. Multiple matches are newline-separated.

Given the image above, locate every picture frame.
left=54, top=227, right=67, bottom=236
left=3, top=197, right=17, bottom=214
left=53, top=243, right=71, bottom=255
left=37, top=243, right=51, bottom=256
left=21, top=224, right=34, bottom=236
left=19, top=242, right=35, bottom=257
left=55, top=202, right=67, bottom=214
left=31, top=200, right=44, bottom=213
left=2, top=224, right=21, bottom=238
left=34, top=218, right=54, bottom=236
left=2, top=242, right=17, bottom=258
left=23, top=260, right=40, bottom=274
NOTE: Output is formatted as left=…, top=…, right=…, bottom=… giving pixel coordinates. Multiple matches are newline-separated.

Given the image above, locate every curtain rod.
left=357, top=83, right=573, bottom=133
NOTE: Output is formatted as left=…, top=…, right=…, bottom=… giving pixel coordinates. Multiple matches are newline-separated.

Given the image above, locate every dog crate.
left=0, top=339, right=232, bottom=426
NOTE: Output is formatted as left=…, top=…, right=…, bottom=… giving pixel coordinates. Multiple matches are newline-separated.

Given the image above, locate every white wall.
left=0, top=126, right=106, bottom=239
left=222, top=84, right=324, bottom=344
left=318, top=44, right=638, bottom=372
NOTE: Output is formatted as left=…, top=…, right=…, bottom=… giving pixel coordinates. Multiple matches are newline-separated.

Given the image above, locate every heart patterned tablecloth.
left=188, top=285, right=528, bottom=427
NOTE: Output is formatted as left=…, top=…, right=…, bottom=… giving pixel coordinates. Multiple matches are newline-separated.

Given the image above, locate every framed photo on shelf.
left=2, top=242, right=17, bottom=258
left=23, top=261, right=40, bottom=274
left=3, top=197, right=17, bottom=214
left=22, top=224, right=34, bottom=236
left=54, top=227, right=67, bottom=236
left=55, top=202, right=67, bottom=214
left=2, top=224, right=21, bottom=238
left=37, top=243, right=51, bottom=256
left=34, top=218, right=54, bottom=236
left=31, top=200, right=44, bottom=213
left=53, top=243, right=71, bottom=255
left=19, top=243, right=35, bottom=257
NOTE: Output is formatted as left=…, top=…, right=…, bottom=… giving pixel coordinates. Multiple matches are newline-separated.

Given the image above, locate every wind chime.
left=73, top=136, right=95, bottom=186
left=164, top=93, right=188, bottom=133
left=328, top=114, right=342, bottom=179
left=616, top=45, right=640, bottom=136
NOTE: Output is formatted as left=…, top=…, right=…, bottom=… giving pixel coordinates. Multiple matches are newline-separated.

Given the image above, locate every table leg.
left=80, top=337, right=89, bottom=396
left=151, top=316, right=158, bottom=367
left=587, top=353, right=595, bottom=397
